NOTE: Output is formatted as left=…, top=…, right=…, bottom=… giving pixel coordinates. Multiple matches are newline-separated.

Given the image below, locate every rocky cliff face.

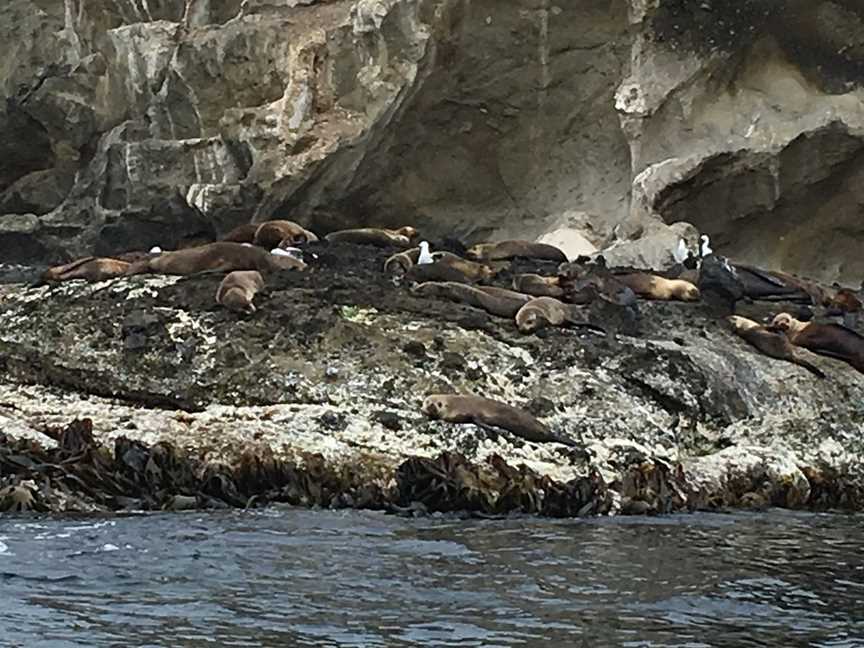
left=2, top=1, right=863, bottom=283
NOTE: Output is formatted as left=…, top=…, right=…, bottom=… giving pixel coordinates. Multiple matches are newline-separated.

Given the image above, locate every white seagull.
left=700, top=235, right=713, bottom=257
left=417, top=241, right=434, bottom=265
left=672, top=238, right=689, bottom=264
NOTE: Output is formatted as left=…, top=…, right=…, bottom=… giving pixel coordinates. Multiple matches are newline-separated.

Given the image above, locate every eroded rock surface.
left=2, top=1, right=863, bottom=283
left=1, top=241, right=862, bottom=514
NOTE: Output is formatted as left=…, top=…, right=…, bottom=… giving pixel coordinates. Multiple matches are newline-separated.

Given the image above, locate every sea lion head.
left=681, top=283, right=701, bottom=301
left=770, top=312, right=794, bottom=331
left=516, top=306, right=543, bottom=334
left=422, top=394, right=448, bottom=419
left=465, top=244, right=487, bottom=261
left=394, top=226, right=418, bottom=240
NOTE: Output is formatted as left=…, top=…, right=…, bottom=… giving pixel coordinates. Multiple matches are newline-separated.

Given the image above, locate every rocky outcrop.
left=1, top=241, right=863, bottom=514
left=2, top=1, right=863, bottom=284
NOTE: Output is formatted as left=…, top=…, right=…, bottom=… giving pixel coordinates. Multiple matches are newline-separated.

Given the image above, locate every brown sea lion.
left=216, top=270, right=265, bottom=314
left=615, top=273, right=700, bottom=302
left=125, top=242, right=306, bottom=276
left=515, top=297, right=604, bottom=335
left=422, top=393, right=575, bottom=446
left=512, top=273, right=564, bottom=298
left=770, top=312, right=864, bottom=373
left=254, top=220, right=317, bottom=248
left=41, top=257, right=131, bottom=283
left=384, top=248, right=421, bottom=274
left=466, top=240, right=567, bottom=263
left=221, top=223, right=259, bottom=244
left=325, top=227, right=417, bottom=248
left=826, top=287, right=863, bottom=328
left=727, top=315, right=825, bottom=378
left=386, top=248, right=495, bottom=284
left=411, top=282, right=533, bottom=318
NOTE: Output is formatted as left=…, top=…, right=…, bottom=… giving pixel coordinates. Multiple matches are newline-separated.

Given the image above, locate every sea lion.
left=769, top=313, right=864, bottom=373
left=411, top=281, right=533, bottom=318
left=615, top=273, right=700, bottom=302
left=384, top=248, right=421, bottom=274
left=325, top=227, right=417, bottom=248
left=731, top=263, right=814, bottom=303
left=466, top=240, right=568, bottom=263
left=512, top=273, right=564, bottom=298
left=826, top=286, right=862, bottom=328
left=254, top=220, right=317, bottom=248
left=387, top=247, right=494, bottom=284
left=407, top=252, right=496, bottom=285
left=727, top=315, right=825, bottom=378
left=40, top=257, right=131, bottom=283
left=221, top=223, right=259, bottom=244
left=216, top=270, right=265, bottom=314
left=422, top=394, right=575, bottom=446
left=515, top=297, right=604, bottom=335
left=125, top=242, right=306, bottom=276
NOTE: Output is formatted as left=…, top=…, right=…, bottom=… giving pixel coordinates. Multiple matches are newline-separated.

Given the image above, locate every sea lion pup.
left=770, top=312, right=864, bottom=373
left=515, top=297, right=605, bottom=335
left=411, top=282, right=533, bottom=318
left=216, top=271, right=265, bottom=314
left=727, top=316, right=825, bottom=378
left=125, top=242, right=306, bottom=276
left=422, top=394, right=575, bottom=446
left=253, top=220, right=318, bottom=248
left=614, top=272, right=700, bottom=302
left=512, top=273, right=564, bottom=298
left=325, top=227, right=417, bottom=248
left=40, top=257, right=131, bottom=283
left=466, top=240, right=568, bottom=263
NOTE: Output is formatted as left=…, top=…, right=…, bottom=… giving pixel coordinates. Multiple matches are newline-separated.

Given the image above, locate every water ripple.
left=0, top=509, right=861, bottom=647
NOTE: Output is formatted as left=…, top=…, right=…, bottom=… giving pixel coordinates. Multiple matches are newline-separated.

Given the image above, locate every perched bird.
left=149, top=246, right=162, bottom=254
left=418, top=241, right=434, bottom=265
left=672, top=238, right=689, bottom=264
left=700, top=235, right=712, bottom=257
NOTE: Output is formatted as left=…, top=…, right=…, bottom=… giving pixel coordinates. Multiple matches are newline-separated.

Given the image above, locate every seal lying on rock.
left=326, top=227, right=417, bottom=248
left=515, top=297, right=605, bottom=335
left=422, top=394, right=576, bottom=446
left=412, top=282, right=533, bottom=318
left=727, top=316, right=825, bottom=378
left=615, top=273, right=700, bottom=302
left=512, top=273, right=565, bottom=298
left=125, top=242, right=306, bottom=276
left=770, top=312, right=864, bottom=374
left=254, top=220, right=318, bottom=248
left=731, top=263, right=814, bottom=303
left=216, top=271, right=265, bottom=314
left=221, top=223, right=259, bottom=243
left=466, top=240, right=567, bottom=263
left=40, top=257, right=131, bottom=283
left=386, top=248, right=495, bottom=284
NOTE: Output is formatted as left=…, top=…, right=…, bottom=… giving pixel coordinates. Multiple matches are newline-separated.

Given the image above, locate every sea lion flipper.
left=794, top=358, right=826, bottom=379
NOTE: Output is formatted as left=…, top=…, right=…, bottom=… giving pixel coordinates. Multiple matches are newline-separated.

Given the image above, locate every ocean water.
left=1, top=508, right=862, bottom=647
